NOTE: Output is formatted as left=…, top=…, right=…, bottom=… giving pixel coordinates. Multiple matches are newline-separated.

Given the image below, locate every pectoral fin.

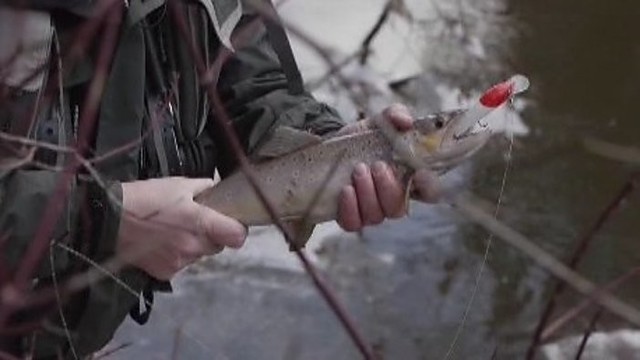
left=257, top=126, right=322, bottom=159
left=284, top=220, right=316, bottom=251
left=402, top=170, right=414, bottom=215
left=373, top=115, right=423, bottom=170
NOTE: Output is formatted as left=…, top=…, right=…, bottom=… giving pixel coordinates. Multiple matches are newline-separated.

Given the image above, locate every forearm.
left=211, top=10, right=344, bottom=175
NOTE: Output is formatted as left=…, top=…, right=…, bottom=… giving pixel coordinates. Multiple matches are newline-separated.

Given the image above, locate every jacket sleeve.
left=211, top=9, right=345, bottom=176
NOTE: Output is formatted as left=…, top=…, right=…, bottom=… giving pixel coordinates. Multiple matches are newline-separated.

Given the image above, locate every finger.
left=335, top=120, right=370, bottom=136
left=195, top=206, right=247, bottom=249
left=337, top=185, right=362, bottom=231
left=413, top=169, right=441, bottom=203
left=382, top=103, right=414, bottom=131
left=210, top=245, right=225, bottom=254
left=372, top=161, right=406, bottom=218
left=202, top=244, right=225, bottom=256
left=353, top=163, right=384, bottom=225
left=180, top=234, right=207, bottom=259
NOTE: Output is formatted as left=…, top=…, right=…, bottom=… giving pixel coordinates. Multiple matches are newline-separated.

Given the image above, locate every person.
left=0, top=0, right=439, bottom=358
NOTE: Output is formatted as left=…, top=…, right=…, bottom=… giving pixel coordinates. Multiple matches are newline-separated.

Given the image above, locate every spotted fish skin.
left=199, top=130, right=401, bottom=225
left=195, top=109, right=488, bottom=226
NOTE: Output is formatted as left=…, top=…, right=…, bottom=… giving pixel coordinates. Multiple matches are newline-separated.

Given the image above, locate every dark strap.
left=260, top=1, right=305, bottom=95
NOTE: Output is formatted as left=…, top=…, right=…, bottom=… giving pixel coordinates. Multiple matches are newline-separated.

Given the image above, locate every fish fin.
left=284, top=220, right=316, bottom=251
left=256, top=126, right=322, bottom=159
left=373, top=114, right=423, bottom=170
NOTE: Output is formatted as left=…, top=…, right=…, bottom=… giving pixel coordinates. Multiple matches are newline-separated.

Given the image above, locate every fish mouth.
left=419, top=113, right=492, bottom=171
left=440, top=108, right=492, bottom=145
left=413, top=74, right=529, bottom=171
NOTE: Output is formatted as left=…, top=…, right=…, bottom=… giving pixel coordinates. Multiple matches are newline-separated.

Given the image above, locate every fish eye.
left=434, top=119, right=444, bottom=129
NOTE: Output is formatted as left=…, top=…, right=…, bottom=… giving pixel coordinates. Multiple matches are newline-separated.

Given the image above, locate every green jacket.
left=0, top=0, right=343, bottom=358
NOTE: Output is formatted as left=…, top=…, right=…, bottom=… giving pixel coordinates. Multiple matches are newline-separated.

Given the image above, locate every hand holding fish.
left=336, top=104, right=441, bottom=231
left=117, top=177, right=246, bottom=280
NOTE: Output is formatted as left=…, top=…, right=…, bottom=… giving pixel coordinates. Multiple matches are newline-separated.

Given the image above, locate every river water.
left=106, top=1, right=640, bottom=359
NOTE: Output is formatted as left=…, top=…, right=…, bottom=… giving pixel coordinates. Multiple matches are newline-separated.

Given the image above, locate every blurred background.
left=107, top=0, right=640, bottom=358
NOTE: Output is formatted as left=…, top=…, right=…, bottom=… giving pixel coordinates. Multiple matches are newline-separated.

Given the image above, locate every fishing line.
left=50, top=242, right=80, bottom=360
left=443, top=101, right=516, bottom=360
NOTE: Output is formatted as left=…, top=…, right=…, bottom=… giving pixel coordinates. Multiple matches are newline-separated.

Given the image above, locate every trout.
left=196, top=75, right=529, bottom=236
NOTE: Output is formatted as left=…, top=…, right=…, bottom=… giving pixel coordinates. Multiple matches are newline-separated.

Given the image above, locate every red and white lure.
left=442, top=74, right=530, bottom=147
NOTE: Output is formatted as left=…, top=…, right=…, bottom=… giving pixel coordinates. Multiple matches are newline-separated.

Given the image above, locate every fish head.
left=407, top=75, right=529, bottom=172
left=411, top=109, right=492, bottom=172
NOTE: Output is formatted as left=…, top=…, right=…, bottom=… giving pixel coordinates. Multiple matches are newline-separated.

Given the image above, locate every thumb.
left=196, top=205, right=247, bottom=249
left=413, top=169, right=441, bottom=203
left=382, top=103, right=414, bottom=132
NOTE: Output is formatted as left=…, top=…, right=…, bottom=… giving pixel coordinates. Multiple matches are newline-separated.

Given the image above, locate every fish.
left=195, top=75, right=529, bottom=245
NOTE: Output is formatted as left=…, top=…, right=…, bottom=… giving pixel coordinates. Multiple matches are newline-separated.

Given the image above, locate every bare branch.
left=359, top=1, right=393, bottom=65
left=452, top=193, right=640, bottom=328
left=574, top=308, right=603, bottom=360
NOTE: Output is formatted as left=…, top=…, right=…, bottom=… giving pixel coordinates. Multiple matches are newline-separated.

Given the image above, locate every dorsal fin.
left=256, top=126, right=322, bottom=159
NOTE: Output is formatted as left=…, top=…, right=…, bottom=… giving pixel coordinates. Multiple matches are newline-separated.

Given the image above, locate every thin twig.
left=574, top=308, right=603, bottom=360
left=359, top=1, right=393, bottom=65
left=307, top=50, right=364, bottom=90
left=49, top=241, right=79, bottom=360
left=490, top=346, right=498, bottom=360
left=247, top=0, right=368, bottom=112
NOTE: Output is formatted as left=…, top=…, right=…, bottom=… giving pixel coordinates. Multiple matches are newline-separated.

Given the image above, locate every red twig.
left=167, top=2, right=376, bottom=358
left=574, top=308, right=603, bottom=360
left=526, top=171, right=640, bottom=358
